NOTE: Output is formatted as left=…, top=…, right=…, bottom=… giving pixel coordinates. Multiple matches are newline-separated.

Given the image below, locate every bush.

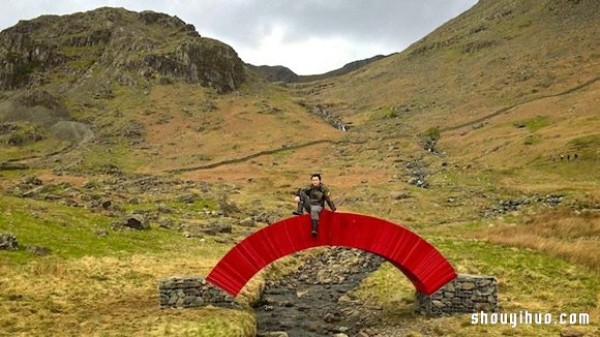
left=420, top=126, right=441, bottom=152
left=424, top=127, right=441, bottom=142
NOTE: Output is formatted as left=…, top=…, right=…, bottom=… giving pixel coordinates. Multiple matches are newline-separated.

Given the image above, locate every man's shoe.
left=311, top=219, right=319, bottom=236
left=311, top=229, right=318, bottom=236
left=292, top=202, right=304, bottom=215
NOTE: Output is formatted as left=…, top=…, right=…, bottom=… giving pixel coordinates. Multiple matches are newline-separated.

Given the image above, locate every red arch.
left=206, top=211, right=456, bottom=296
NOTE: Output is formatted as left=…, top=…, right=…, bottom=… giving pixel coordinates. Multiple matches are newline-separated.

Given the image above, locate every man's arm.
left=324, top=187, right=336, bottom=211
left=295, top=187, right=309, bottom=202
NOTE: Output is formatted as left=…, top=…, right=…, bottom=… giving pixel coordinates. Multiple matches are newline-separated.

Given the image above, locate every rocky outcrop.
left=0, top=7, right=245, bottom=92
left=246, top=64, right=299, bottom=83
left=0, top=30, right=65, bottom=89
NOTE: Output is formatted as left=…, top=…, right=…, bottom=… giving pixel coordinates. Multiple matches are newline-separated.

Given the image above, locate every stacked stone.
left=416, top=274, right=498, bottom=316
left=158, top=276, right=239, bottom=309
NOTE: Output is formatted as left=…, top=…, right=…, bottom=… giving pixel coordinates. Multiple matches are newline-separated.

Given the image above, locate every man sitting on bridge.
left=292, top=173, right=336, bottom=236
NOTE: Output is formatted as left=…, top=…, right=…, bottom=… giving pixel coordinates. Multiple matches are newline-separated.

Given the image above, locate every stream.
left=255, top=247, right=385, bottom=337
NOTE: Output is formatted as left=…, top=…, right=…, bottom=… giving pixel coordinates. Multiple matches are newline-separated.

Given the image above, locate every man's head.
left=310, top=173, right=322, bottom=187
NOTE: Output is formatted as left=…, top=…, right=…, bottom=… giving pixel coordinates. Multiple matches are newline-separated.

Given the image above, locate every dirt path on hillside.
left=442, top=75, right=600, bottom=132
left=2, top=142, right=76, bottom=165
left=167, top=139, right=340, bottom=173
left=255, top=247, right=385, bottom=337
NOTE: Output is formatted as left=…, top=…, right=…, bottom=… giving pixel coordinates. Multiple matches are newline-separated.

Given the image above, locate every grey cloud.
left=0, top=0, right=477, bottom=72
left=174, top=0, right=477, bottom=47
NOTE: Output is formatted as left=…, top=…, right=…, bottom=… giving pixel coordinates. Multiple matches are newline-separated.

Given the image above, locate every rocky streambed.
left=255, top=247, right=385, bottom=337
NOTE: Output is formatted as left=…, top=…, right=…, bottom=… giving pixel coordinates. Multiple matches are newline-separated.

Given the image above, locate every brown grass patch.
left=35, top=170, right=88, bottom=187
left=0, top=253, right=258, bottom=336
left=473, top=209, right=600, bottom=272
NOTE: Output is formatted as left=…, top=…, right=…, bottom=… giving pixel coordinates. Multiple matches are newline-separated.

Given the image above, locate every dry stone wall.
left=416, top=274, right=498, bottom=316
left=158, top=276, right=239, bottom=309
left=159, top=273, right=498, bottom=317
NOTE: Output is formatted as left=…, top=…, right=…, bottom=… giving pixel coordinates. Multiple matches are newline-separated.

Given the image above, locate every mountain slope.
left=247, top=54, right=389, bottom=83
left=0, top=7, right=344, bottom=178
left=299, top=0, right=600, bottom=187
left=310, top=0, right=600, bottom=125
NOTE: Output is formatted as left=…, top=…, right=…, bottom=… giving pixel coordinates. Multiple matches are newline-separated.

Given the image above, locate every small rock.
left=202, top=223, right=232, bottom=235
left=239, top=217, right=255, bottom=227
left=158, top=218, right=175, bottom=229
left=361, top=328, right=378, bottom=336
left=101, top=200, right=112, bottom=209
left=323, top=312, right=338, bottom=323
left=432, top=300, right=445, bottom=308
left=122, top=215, right=150, bottom=230
left=461, top=282, right=475, bottom=290
left=0, top=233, right=19, bottom=250
left=178, top=193, right=198, bottom=203
left=157, top=203, right=174, bottom=213
left=23, top=176, right=43, bottom=185
left=26, top=245, right=51, bottom=256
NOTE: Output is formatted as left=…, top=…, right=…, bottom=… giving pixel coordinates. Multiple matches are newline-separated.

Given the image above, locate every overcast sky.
left=1, top=0, right=477, bottom=75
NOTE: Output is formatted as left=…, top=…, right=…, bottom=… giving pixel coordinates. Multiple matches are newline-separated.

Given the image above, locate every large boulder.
left=49, top=121, right=94, bottom=143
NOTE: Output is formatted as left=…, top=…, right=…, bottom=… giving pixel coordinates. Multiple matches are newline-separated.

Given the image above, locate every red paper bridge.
left=207, top=211, right=456, bottom=296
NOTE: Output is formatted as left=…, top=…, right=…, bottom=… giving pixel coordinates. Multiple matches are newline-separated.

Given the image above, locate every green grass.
left=123, top=197, right=218, bottom=213
left=433, top=238, right=598, bottom=302
left=353, top=238, right=599, bottom=336
left=64, top=44, right=105, bottom=71
left=568, top=134, right=600, bottom=151
left=380, top=106, right=399, bottom=119
left=148, top=310, right=256, bottom=337
left=78, top=143, right=144, bottom=174
left=0, top=192, right=254, bottom=337
left=530, top=158, right=600, bottom=182
left=0, top=167, right=37, bottom=179
left=524, top=134, right=542, bottom=145
left=514, top=116, right=550, bottom=132
left=107, top=86, right=148, bottom=112
left=0, top=195, right=187, bottom=263
left=0, top=136, right=67, bottom=162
